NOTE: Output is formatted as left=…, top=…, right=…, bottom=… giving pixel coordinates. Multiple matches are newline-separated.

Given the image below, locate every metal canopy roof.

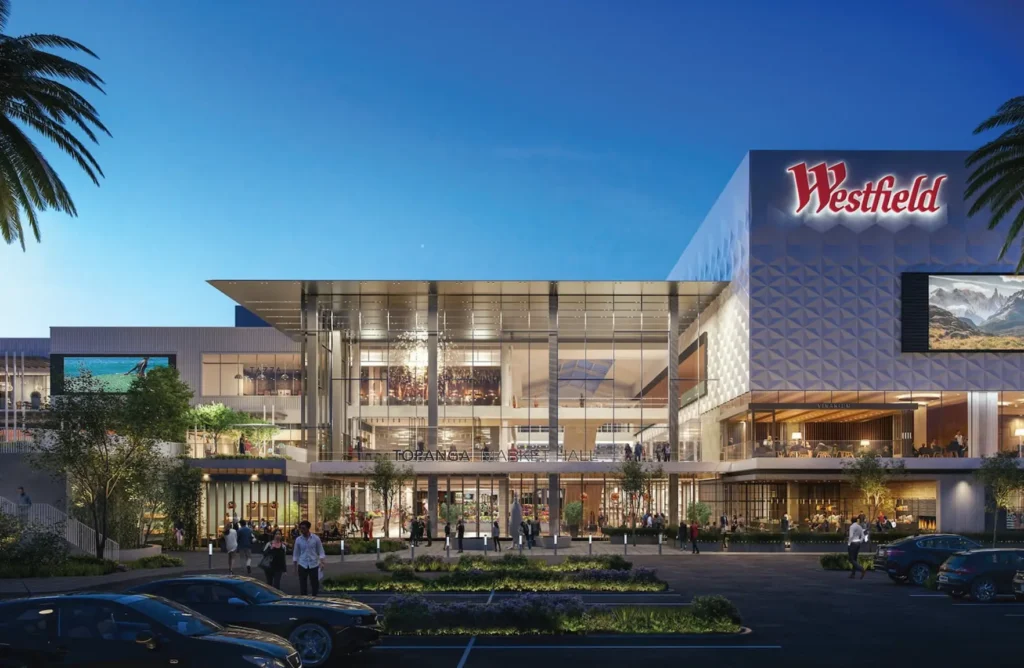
left=208, top=280, right=728, bottom=340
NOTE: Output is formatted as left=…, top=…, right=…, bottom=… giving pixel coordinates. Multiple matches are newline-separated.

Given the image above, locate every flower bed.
left=323, top=539, right=405, bottom=555
left=324, top=567, right=667, bottom=593
left=380, top=594, right=741, bottom=635
left=376, top=553, right=632, bottom=574
left=819, top=553, right=875, bottom=571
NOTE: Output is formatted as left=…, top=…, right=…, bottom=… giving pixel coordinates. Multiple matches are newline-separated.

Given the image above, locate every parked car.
left=1013, top=570, right=1024, bottom=598
left=0, top=592, right=300, bottom=668
left=873, top=534, right=981, bottom=585
left=937, top=548, right=1024, bottom=601
left=130, top=575, right=381, bottom=667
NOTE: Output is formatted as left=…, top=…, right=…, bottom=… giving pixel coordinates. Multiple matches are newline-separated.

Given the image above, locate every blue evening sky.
left=2, top=0, right=1021, bottom=336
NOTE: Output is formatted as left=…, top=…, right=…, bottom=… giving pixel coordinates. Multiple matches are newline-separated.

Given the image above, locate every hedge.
left=819, top=553, right=875, bottom=571
left=376, top=553, right=632, bottom=573
left=128, top=555, right=185, bottom=570
left=380, top=594, right=741, bottom=635
left=0, top=554, right=120, bottom=579
left=323, top=539, right=405, bottom=555
left=324, top=567, right=667, bottom=593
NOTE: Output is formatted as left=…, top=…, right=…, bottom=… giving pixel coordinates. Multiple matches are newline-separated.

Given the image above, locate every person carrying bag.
left=260, top=529, right=287, bottom=588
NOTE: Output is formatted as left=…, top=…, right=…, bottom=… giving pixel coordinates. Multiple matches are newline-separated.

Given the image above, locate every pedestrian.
left=634, top=441, right=644, bottom=462
left=456, top=517, right=465, bottom=553
left=236, top=519, right=254, bottom=575
left=531, top=518, right=540, bottom=546
left=261, top=529, right=287, bottom=588
left=520, top=520, right=531, bottom=549
left=847, top=513, right=867, bottom=579
left=492, top=520, right=501, bottom=551
left=623, top=443, right=632, bottom=462
left=663, top=443, right=671, bottom=462
left=16, top=487, right=31, bottom=522
left=677, top=523, right=687, bottom=550
left=781, top=512, right=790, bottom=535
left=690, top=520, right=700, bottom=554
left=426, top=517, right=433, bottom=546
left=444, top=519, right=452, bottom=547
left=410, top=517, right=419, bottom=547
left=293, top=520, right=326, bottom=596
left=719, top=514, right=727, bottom=530
left=224, top=523, right=238, bottom=574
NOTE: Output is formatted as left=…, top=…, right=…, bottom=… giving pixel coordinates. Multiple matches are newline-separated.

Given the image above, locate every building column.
left=303, top=296, right=319, bottom=458
left=936, top=475, right=985, bottom=533
left=499, top=341, right=513, bottom=458
left=428, top=284, right=439, bottom=451
left=348, top=341, right=361, bottom=453
left=668, top=286, right=680, bottom=461
left=330, top=330, right=344, bottom=459
left=548, top=473, right=560, bottom=536
left=498, top=476, right=510, bottom=535
left=427, top=475, right=438, bottom=538
left=548, top=283, right=558, bottom=458
left=785, top=483, right=799, bottom=522
left=668, top=473, right=679, bottom=526
left=968, top=391, right=999, bottom=457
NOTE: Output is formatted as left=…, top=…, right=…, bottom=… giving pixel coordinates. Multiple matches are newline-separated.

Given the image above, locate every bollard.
left=554, top=534, right=558, bottom=556
left=376, top=538, right=380, bottom=562
left=340, top=539, right=345, bottom=563
left=624, top=533, right=628, bottom=556
left=446, top=537, right=450, bottom=561
left=484, top=535, right=488, bottom=554
left=208, top=542, right=213, bottom=570
left=411, top=542, right=415, bottom=560
left=519, top=534, right=523, bottom=554
left=588, top=534, right=592, bottom=556
left=658, top=532, right=663, bottom=555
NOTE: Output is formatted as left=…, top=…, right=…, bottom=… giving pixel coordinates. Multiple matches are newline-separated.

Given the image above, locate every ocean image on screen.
left=63, top=356, right=170, bottom=392
left=928, top=275, right=1024, bottom=350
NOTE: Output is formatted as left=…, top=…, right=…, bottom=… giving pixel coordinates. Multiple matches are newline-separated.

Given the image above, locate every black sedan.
left=131, top=575, right=381, bottom=667
left=937, top=548, right=1024, bottom=601
left=873, top=534, right=981, bottom=585
left=0, top=592, right=300, bottom=668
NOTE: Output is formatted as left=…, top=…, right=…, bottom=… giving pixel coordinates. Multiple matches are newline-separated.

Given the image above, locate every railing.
left=722, top=440, right=902, bottom=461
left=0, top=440, right=33, bottom=454
left=0, top=495, right=120, bottom=562
left=318, top=446, right=700, bottom=463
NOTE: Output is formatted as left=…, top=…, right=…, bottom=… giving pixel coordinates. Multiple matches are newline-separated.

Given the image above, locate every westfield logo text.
left=787, top=162, right=947, bottom=215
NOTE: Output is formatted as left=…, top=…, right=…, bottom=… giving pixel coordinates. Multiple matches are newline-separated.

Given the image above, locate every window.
left=122, top=596, right=219, bottom=637
left=201, top=353, right=302, bottom=397
left=0, top=604, right=58, bottom=641
left=232, top=579, right=283, bottom=603
left=60, top=602, right=151, bottom=642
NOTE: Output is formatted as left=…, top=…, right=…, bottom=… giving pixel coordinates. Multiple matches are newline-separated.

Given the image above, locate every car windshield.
left=232, top=579, right=285, bottom=604
left=943, top=555, right=969, bottom=570
left=122, top=595, right=221, bottom=637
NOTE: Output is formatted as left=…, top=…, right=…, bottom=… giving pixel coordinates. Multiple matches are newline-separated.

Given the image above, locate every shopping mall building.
left=5, top=150, right=1024, bottom=539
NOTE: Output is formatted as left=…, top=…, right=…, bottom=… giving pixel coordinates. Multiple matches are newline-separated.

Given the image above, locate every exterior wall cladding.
left=671, top=149, right=1024, bottom=395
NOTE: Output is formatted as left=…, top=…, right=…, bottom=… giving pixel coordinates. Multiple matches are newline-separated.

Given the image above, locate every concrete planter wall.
left=119, top=544, right=162, bottom=562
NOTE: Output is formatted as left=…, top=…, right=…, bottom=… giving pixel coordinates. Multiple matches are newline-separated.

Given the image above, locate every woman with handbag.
left=260, top=529, right=287, bottom=588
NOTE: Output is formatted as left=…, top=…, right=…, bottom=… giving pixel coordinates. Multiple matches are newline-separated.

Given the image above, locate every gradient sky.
left=2, top=0, right=1022, bottom=336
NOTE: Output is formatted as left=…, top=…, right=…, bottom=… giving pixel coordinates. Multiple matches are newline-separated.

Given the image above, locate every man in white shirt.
left=293, top=520, right=326, bottom=596
left=224, top=523, right=238, bottom=575
left=847, top=513, right=867, bottom=579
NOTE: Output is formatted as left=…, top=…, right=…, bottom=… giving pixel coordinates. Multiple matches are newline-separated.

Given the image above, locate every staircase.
left=0, top=496, right=120, bottom=562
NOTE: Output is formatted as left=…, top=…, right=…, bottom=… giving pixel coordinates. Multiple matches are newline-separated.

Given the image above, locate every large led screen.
left=61, top=356, right=172, bottom=392
left=928, top=275, right=1024, bottom=351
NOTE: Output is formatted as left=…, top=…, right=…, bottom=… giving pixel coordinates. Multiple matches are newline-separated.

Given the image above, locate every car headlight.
left=242, top=656, right=287, bottom=668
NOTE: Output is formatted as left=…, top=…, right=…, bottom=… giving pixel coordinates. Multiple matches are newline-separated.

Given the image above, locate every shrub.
left=0, top=554, right=119, bottom=579
left=325, top=567, right=667, bottom=593
left=819, top=553, right=874, bottom=571
left=600, top=526, right=678, bottom=538
left=325, top=538, right=404, bottom=555
left=563, top=501, right=584, bottom=528
left=130, top=554, right=185, bottom=569
left=690, top=595, right=742, bottom=625
left=376, top=553, right=632, bottom=574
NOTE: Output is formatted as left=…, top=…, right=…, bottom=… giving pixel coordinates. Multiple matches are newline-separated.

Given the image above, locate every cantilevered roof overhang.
left=208, top=280, right=728, bottom=340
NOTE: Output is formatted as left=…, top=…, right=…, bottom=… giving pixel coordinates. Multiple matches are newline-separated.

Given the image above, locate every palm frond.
left=973, top=97, right=1024, bottom=135
left=13, top=34, right=99, bottom=58
left=0, top=0, right=10, bottom=34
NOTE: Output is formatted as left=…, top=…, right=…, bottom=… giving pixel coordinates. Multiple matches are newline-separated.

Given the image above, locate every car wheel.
left=971, top=578, right=997, bottom=603
left=289, top=623, right=334, bottom=667
left=909, top=563, right=931, bottom=586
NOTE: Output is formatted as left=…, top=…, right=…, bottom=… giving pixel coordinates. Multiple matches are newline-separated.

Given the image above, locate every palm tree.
left=0, top=0, right=109, bottom=248
left=965, top=97, right=1024, bottom=270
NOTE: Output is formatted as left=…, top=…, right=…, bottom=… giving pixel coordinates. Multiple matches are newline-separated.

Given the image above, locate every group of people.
left=518, top=517, right=542, bottom=548
left=913, top=431, right=967, bottom=458
left=622, top=441, right=672, bottom=462
left=222, top=519, right=327, bottom=596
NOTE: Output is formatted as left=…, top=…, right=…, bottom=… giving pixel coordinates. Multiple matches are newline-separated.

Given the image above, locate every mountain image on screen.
left=928, top=276, right=1024, bottom=350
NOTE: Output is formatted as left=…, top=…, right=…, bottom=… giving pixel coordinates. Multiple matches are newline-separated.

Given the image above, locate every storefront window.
left=999, top=391, right=1024, bottom=456
left=201, top=353, right=302, bottom=397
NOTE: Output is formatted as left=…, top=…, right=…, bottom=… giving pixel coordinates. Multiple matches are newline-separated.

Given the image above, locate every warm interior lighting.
left=791, top=432, right=802, bottom=441
left=1015, top=429, right=1024, bottom=438
left=860, top=440, right=870, bottom=446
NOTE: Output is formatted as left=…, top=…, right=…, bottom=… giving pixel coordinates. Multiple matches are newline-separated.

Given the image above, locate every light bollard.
left=519, top=534, right=523, bottom=554
left=554, top=534, right=558, bottom=556
left=624, top=533, right=628, bottom=556
left=411, top=540, right=415, bottom=560
left=340, top=539, right=345, bottom=563
left=588, top=534, right=592, bottom=556
left=658, top=532, right=663, bottom=555
left=484, top=535, right=489, bottom=554
left=376, top=537, right=380, bottom=562
left=208, top=541, right=213, bottom=570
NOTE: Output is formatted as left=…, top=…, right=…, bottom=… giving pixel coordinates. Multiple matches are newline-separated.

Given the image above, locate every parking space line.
left=376, top=645, right=783, bottom=651
left=455, top=636, right=476, bottom=668
left=909, top=594, right=947, bottom=598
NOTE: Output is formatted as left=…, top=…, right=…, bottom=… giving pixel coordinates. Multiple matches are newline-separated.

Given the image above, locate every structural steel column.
left=548, top=283, right=559, bottom=457
left=330, top=330, right=344, bottom=459
left=668, top=473, right=679, bottom=526
left=349, top=341, right=360, bottom=449
left=303, top=295, right=319, bottom=457
left=428, top=284, right=439, bottom=451
left=427, top=475, right=438, bottom=538
left=968, top=391, right=999, bottom=457
left=667, top=285, right=680, bottom=461
left=548, top=473, right=561, bottom=537
left=499, top=476, right=510, bottom=535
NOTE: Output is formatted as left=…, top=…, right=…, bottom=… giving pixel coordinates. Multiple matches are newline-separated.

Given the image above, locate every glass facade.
left=201, top=353, right=303, bottom=397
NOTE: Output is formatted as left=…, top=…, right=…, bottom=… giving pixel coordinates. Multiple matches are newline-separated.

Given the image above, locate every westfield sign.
left=787, top=162, right=947, bottom=215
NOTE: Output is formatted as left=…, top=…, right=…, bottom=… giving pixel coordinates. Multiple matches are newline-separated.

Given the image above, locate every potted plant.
left=564, top=501, right=584, bottom=538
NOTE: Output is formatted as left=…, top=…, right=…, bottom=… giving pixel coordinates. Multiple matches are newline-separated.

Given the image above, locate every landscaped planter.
left=726, top=543, right=786, bottom=553
left=788, top=542, right=844, bottom=552
left=118, top=544, right=162, bottom=562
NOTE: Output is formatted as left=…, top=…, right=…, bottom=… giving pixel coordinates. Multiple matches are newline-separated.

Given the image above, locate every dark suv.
left=937, top=548, right=1024, bottom=601
left=874, top=534, right=981, bottom=585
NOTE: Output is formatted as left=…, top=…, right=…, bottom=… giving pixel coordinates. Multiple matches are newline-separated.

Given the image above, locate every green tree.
left=0, top=0, right=111, bottom=248
left=164, top=457, right=202, bottom=550
left=975, top=453, right=1024, bottom=547
left=368, top=455, right=412, bottom=538
left=124, top=366, right=193, bottom=442
left=33, top=371, right=156, bottom=559
left=686, top=501, right=713, bottom=527
left=965, top=97, right=1024, bottom=270
left=842, top=453, right=905, bottom=522
left=319, top=495, right=342, bottom=524
left=563, top=501, right=584, bottom=529
left=189, top=403, right=247, bottom=452
left=615, top=459, right=663, bottom=532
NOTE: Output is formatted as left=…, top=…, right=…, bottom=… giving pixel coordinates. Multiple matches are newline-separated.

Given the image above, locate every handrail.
left=0, top=495, right=119, bottom=562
